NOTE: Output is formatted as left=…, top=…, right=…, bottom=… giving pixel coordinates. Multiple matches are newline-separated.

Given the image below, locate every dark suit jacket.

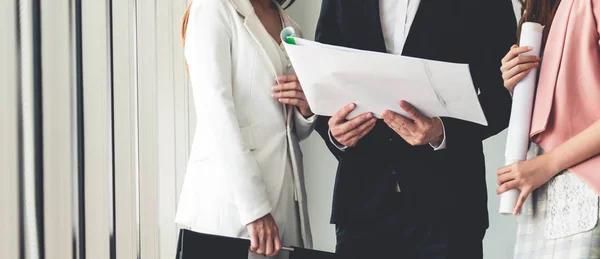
left=314, top=0, right=517, bottom=232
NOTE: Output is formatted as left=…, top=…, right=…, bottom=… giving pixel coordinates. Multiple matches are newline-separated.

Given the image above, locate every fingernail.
left=349, top=103, right=356, bottom=108
left=528, top=46, right=533, bottom=50
left=366, top=113, right=372, bottom=118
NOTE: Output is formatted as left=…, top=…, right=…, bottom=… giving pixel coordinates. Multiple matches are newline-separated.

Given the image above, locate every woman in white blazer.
left=175, top=0, right=315, bottom=258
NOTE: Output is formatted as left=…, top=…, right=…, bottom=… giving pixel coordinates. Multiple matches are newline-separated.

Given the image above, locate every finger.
left=513, top=189, right=530, bottom=215
left=331, top=103, right=357, bottom=125
left=278, top=99, right=310, bottom=110
left=272, top=90, right=305, bottom=99
left=277, top=98, right=301, bottom=106
left=502, top=46, right=533, bottom=64
left=343, top=118, right=377, bottom=141
left=265, top=231, right=274, bottom=256
left=382, top=110, right=414, bottom=133
left=496, top=180, right=519, bottom=194
left=506, top=70, right=532, bottom=90
left=335, top=112, right=373, bottom=136
left=497, top=165, right=512, bottom=176
left=257, top=231, right=266, bottom=254
left=399, top=101, right=425, bottom=122
left=271, top=231, right=282, bottom=256
left=503, top=61, right=539, bottom=80
left=501, top=44, right=519, bottom=64
left=249, top=231, right=259, bottom=252
left=346, top=122, right=376, bottom=147
left=497, top=171, right=516, bottom=186
left=276, top=74, right=298, bottom=84
left=383, top=115, right=405, bottom=135
left=273, top=81, right=302, bottom=92
left=501, top=55, right=539, bottom=73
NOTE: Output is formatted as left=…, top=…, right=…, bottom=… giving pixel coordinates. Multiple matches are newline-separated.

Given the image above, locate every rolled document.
left=499, top=23, right=544, bottom=215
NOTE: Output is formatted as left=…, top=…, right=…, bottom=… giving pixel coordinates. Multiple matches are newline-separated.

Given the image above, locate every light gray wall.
left=288, top=1, right=522, bottom=258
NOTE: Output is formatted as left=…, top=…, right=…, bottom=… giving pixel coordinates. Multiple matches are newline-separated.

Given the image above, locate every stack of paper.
left=280, top=27, right=488, bottom=125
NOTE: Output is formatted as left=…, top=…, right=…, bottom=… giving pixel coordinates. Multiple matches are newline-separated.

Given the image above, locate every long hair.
left=181, top=0, right=295, bottom=47
left=517, top=0, right=562, bottom=49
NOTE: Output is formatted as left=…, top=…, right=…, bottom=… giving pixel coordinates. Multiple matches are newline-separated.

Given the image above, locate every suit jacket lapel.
left=230, top=0, right=283, bottom=76
left=338, top=0, right=387, bottom=52
left=402, top=0, right=444, bottom=59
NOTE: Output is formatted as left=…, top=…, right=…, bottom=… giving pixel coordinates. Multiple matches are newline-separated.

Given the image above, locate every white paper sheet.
left=280, top=28, right=488, bottom=126
left=499, top=23, right=544, bottom=215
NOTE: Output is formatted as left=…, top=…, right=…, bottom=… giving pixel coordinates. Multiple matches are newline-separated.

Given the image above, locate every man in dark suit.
left=313, top=0, right=517, bottom=258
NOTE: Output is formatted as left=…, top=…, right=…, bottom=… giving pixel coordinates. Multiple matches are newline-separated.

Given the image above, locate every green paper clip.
left=286, top=37, right=296, bottom=45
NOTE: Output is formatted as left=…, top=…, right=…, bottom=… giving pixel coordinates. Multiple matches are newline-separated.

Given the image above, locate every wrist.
left=544, top=151, right=563, bottom=177
left=299, top=107, right=313, bottom=118
left=430, top=117, right=444, bottom=145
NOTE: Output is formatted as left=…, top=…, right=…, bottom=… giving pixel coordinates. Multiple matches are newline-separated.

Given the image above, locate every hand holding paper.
left=382, top=101, right=444, bottom=146
left=328, top=103, right=376, bottom=148
left=280, top=27, right=488, bottom=126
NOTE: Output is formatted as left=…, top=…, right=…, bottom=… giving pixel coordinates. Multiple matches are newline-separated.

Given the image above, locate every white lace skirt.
left=513, top=144, right=600, bottom=259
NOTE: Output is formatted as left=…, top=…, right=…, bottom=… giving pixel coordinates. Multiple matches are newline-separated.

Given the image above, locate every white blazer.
left=175, top=0, right=314, bottom=248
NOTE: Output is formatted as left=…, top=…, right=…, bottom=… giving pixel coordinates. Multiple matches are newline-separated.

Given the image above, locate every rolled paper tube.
left=499, top=22, right=544, bottom=215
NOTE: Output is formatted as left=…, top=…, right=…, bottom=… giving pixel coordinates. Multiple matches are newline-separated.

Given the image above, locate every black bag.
left=176, top=229, right=341, bottom=259
left=176, top=229, right=250, bottom=259
left=288, top=247, right=339, bottom=259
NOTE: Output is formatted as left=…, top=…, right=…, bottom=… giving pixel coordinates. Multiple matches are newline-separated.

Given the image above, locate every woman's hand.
left=500, top=44, right=540, bottom=94
left=247, top=213, right=281, bottom=257
left=272, top=75, right=313, bottom=117
left=496, top=153, right=560, bottom=215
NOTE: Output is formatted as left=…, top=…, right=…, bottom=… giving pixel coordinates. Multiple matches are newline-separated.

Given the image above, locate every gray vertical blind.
left=4, top=0, right=193, bottom=258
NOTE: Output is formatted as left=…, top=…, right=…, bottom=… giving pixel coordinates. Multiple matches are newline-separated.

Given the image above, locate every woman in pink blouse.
left=498, top=0, right=600, bottom=258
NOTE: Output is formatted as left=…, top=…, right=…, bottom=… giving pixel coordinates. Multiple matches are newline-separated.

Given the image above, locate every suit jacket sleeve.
left=185, top=1, right=271, bottom=226
left=314, top=0, right=347, bottom=159
left=440, top=0, right=516, bottom=146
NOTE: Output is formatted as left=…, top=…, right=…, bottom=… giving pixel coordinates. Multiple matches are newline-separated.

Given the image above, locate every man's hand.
left=247, top=214, right=281, bottom=257
left=329, top=103, right=377, bottom=147
left=382, top=101, right=443, bottom=146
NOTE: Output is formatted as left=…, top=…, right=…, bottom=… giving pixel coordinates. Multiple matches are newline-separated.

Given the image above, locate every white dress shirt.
left=329, top=0, right=447, bottom=150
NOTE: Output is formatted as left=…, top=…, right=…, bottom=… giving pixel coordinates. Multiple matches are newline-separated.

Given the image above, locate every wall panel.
left=40, top=0, right=77, bottom=258
left=136, top=0, right=160, bottom=257
left=82, top=0, right=114, bottom=258
left=0, top=0, right=22, bottom=258
left=112, top=0, right=140, bottom=257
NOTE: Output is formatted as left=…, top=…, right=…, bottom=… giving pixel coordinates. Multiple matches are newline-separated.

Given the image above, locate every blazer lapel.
left=402, top=0, right=446, bottom=59
left=230, top=0, right=283, bottom=76
left=338, top=0, right=387, bottom=52
left=530, top=0, right=575, bottom=137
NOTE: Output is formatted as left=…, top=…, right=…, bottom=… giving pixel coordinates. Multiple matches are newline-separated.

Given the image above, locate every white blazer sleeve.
left=293, top=109, right=316, bottom=141
left=185, top=2, right=271, bottom=226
